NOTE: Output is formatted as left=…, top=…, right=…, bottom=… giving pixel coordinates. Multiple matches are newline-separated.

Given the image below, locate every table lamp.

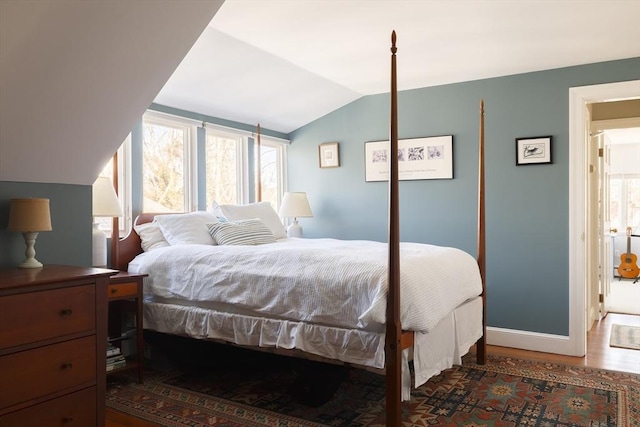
left=8, top=198, right=53, bottom=268
left=278, top=192, right=313, bottom=238
left=92, top=176, right=122, bottom=267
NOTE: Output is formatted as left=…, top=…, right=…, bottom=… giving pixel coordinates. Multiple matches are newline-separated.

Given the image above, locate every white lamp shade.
left=92, top=176, right=121, bottom=268
left=92, top=176, right=122, bottom=217
left=8, top=198, right=52, bottom=232
left=278, top=192, right=313, bottom=218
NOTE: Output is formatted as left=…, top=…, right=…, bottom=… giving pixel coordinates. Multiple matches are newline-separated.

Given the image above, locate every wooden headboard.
left=112, top=213, right=161, bottom=271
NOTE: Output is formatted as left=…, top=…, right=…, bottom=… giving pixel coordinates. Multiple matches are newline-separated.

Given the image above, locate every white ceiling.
left=155, top=0, right=640, bottom=134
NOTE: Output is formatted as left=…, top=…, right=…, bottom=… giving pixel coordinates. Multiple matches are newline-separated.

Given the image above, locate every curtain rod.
left=203, top=121, right=290, bottom=144
left=146, top=109, right=290, bottom=144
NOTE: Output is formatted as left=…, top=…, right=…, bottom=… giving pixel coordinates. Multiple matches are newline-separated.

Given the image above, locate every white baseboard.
left=487, top=326, right=581, bottom=357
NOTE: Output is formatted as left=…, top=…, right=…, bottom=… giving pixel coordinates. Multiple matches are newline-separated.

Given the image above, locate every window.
left=134, top=111, right=288, bottom=216
left=205, top=130, right=242, bottom=207
left=204, top=125, right=288, bottom=212
left=142, top=113, right=195, bottom=212
left=258, top=141, right=286, bottom=210
left=610, top=175, right=640, bottom=233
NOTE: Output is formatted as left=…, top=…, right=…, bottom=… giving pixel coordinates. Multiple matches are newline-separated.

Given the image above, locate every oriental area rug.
left=106, top=349, right=640, bottom=427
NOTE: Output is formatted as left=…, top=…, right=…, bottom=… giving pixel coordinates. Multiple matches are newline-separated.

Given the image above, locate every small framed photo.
left=516, top=136, right=552, bottom=165
left=319, top=142, right=339, bottom=168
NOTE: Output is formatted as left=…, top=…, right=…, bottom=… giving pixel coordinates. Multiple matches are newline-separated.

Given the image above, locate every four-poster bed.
left=112, top=32, right=486, bottom=425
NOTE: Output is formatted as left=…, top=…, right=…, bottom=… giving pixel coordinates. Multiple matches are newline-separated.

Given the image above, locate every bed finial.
left=391, top=30, right=397, bottom=54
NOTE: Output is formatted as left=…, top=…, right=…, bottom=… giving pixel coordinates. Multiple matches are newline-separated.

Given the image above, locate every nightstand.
left=107, top=272, right=146, bottom=383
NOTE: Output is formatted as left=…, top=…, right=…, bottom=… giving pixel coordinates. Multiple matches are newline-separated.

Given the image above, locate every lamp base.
left=18, top=258, right=43, bottom=269
left=286, top=220, right=303, bottom=238
left=92, top=222, right=107, bottom=268
left=18, top=231, right=43, bottom=269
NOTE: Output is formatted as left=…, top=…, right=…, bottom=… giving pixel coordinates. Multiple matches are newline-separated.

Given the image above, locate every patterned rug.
left=106, top=347, right=640, bottom=427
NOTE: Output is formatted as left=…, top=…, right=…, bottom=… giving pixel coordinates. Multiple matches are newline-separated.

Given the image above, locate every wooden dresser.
left=0, top=265, right=115, bottom=427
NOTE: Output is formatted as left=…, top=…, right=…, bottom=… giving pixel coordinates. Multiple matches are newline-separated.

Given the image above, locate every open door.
left=597, top=131, right=613, bottom=318
left=586, top=115, right=599, bottom=327
left=587, top=120, right=614, bottom=324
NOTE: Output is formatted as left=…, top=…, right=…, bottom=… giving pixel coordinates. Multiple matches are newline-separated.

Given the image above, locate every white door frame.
left=568, top=80, right=640, bottom=356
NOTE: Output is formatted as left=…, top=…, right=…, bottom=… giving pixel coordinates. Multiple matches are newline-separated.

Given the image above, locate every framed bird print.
left=516, top=136, right=552, bottom=165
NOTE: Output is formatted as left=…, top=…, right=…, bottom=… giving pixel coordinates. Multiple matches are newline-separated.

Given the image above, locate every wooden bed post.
left=256, top=123, right=262, bottom=202
left=476, top=100, right=487, bottom=364
left=385, top=30, right=402, bottom=427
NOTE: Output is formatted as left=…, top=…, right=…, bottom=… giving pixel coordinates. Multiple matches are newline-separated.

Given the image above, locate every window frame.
left=141, top=111, right=198, bottom=212
left=203, top=125, right=247, bottom=207
left=111, top=111, right=290, bottom=229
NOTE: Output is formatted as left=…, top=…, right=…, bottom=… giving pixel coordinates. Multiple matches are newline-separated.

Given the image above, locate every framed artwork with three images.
left=516, top=136, right=552, bottom=165
left=365, top=135, right=453, bottom=182
left=319, top=142, right=339, bottom=168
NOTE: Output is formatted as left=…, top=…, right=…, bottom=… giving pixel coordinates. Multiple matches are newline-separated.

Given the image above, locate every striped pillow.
left=206, top=219, right=276, bottom=246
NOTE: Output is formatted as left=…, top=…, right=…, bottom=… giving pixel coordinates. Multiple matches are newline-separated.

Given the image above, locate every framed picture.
left=516, top=136, right=552, bottom=165
left=319, top=142, right=339, bottom=168
left=365, top=135, right=453, bottom=182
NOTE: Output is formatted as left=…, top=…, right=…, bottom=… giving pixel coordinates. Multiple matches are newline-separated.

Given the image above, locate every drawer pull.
left=61, top=362, right=73, bottom=370
left=60, top=308, right=73, bottom=316
left=62, top=417, right=74, bottom=424
left=111, top=288, right=118, bottom=294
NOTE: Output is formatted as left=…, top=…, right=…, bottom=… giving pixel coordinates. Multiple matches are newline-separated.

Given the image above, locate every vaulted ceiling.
left=1, top=0, right=639, bottom=185
left=157, top=0, right=640, bottom=133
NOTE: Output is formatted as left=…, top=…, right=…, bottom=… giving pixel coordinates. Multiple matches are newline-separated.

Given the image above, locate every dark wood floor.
left=106, top=312, right=640, bottom=426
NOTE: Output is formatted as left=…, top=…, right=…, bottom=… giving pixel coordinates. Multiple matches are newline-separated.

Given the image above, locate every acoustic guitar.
left=617, top=227, right=639, bottom=279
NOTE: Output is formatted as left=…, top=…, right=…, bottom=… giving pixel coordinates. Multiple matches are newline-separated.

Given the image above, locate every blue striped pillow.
left=206, top=219, right=276, bottom=246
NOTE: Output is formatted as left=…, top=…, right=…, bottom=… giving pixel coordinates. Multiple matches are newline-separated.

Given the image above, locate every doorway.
left=589, top=120, right=640, bottom=317
left=568, top=80, right=640, bottom=358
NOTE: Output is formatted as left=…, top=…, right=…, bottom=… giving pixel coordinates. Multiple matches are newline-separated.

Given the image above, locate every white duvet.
left=130, top=238, right=482, bottom=333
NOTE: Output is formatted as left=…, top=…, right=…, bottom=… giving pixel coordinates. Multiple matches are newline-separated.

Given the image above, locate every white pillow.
left=155, top=211, right=219, bottom=245
left=134, top=221, right=169, bottom=252
left=218, top=202, right=287, bottom=239
left=206, top=219, right=276, bottom=246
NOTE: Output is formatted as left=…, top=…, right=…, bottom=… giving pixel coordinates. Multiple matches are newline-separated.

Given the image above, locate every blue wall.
left=288, top=58, right=640, bottom=336
left=0, top=182, right=92, bottom=268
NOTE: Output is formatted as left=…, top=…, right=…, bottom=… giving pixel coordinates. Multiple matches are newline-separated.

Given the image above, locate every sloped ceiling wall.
left=0, top=0, right=223, bottom=185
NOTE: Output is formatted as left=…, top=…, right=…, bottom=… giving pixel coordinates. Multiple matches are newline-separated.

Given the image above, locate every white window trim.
left=204, top=126, right=248, bottom=206
left=143, top=111, right=198, bottom=212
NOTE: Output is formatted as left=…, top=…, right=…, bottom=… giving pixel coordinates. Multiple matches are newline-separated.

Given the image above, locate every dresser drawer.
left=0, top=285, right=95, bottom=350
left=0, top=386, right=96, bottom=427
left=0, top=336, right=96, bottom=409
left=108, top=281, right=138, bottom=299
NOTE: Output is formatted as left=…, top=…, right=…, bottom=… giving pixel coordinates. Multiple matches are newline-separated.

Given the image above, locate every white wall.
left=0, top=0, right=223, bottom=185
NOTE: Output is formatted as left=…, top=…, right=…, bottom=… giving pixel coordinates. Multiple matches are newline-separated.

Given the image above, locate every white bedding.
left=141, top=296, right=483, bottom=400
left=129, top=237, right=482, bottom=332
left=130, top=237, right=483, bottom=399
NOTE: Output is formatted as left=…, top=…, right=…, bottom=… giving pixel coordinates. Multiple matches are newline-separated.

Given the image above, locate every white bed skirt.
left=143, top=296, right=482, bottom=400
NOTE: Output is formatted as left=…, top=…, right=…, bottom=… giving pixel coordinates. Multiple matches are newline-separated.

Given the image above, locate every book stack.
left=107, top=343, right=126, bottom=372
